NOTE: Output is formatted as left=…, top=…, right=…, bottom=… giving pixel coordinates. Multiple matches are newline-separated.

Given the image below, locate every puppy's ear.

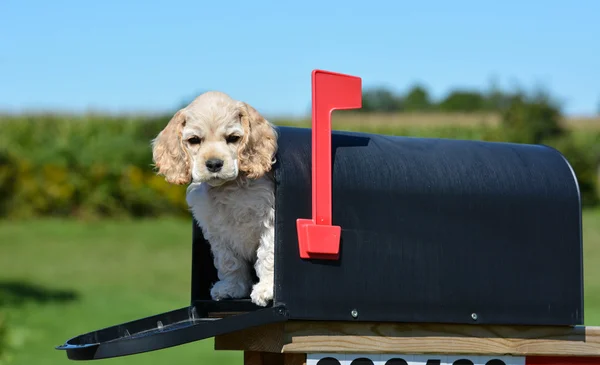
left=151, top=109, right=191, bottom=185
left=238, top=102, right=277, bottom=179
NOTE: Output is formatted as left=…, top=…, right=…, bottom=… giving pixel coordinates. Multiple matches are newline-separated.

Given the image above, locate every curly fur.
left=238, top=103, right=278, bottom=179
left=151, top=91, right=277, bottom=306
left=151, top=110, right=192, bottom=185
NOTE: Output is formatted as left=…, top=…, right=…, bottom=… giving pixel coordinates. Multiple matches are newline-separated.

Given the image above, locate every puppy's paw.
left=250, top=281, right=273, bottom=307
left=210, top=280, right=250, bottom=301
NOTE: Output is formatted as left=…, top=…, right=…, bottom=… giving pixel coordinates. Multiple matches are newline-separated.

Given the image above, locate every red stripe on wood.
left=527, top=356, right=600, bottom=365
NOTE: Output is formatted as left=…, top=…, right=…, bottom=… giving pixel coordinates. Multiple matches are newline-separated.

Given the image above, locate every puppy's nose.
left=205, top=159, right=224, bottom=172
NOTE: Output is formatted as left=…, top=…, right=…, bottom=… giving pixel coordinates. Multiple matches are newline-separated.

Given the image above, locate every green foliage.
left=438, top=90, right=486, bottom=112
left=358, top=79, right=564, bottom=117
left=0, top=151, right=17, bottom=217
left=491, top=89, right=599, bottom=206
left=403, top=84, right=432, bottom=112
left=0, top=113, right=189, bottom=219
left=499, top=91, right=565, bottom=145
left=0, top=105, right=598, bottom=219
left=545, top=134, right=599, bottom=207
left=359, top=87, right=403, bottom=113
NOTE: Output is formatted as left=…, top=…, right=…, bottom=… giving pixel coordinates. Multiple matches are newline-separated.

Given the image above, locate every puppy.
left=151, top=91, right=278, bottom=306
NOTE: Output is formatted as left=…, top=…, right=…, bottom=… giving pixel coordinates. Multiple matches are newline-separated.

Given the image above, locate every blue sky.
left=1, top=0, right=599, bottom=117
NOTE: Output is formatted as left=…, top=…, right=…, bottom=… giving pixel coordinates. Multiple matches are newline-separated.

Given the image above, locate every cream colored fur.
left=151, top=91, right=277, bottom=306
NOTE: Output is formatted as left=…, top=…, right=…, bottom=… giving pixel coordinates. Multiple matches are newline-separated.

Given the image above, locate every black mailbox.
left=56, top=70, right=584, bottom=361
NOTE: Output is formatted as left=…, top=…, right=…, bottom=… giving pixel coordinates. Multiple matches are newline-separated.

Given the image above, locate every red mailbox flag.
left=296, top=69, right=362, bottom=260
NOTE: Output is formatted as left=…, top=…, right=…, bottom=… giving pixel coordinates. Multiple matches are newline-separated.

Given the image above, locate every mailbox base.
left=223, top=323, right=600, bottom=365
left=215, top=321, right=600, bottom=357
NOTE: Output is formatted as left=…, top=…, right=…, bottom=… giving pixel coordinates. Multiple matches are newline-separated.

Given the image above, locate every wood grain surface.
left=215, top=321, right=600, bottom=357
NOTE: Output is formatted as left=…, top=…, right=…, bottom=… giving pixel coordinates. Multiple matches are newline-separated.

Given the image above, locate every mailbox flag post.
left=296, top=69, right=362, bottom=260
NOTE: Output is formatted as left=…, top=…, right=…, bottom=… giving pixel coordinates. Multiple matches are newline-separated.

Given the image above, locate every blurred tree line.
left=357, top=83, right=599, bottom=207
left=0, top=82, right=598, bottom=223
left=360, top=82, right=589, bottom=147
left=361, top=82, right=551, bottom=115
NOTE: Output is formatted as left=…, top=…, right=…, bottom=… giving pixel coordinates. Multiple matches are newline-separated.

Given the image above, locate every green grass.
left=0, top=209, right=599, bottom=365
left=0, top=218, right=241, bottom=365
left=584, top=208, right=600, bottom=324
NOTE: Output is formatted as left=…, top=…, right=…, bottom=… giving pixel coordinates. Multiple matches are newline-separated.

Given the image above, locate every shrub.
left=438, top=90, right=487, bottom=112
left=495, top=90, right=598, bottom=206
left=0, top=112, right=597, bottom=219
left=403, top=84, right=432, bottom=112
left=359, top=88, right=404, bottom=113
left=499, top=91, right=565, bottom=145
left=545, top=134, right=599, bottom=208
left=0, top=114, right=189, bottom=219
left=0, top=151, right=18, bottom=217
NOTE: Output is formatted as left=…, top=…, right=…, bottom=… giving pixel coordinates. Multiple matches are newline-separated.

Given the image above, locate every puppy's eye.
left=187, top=136, right=201, bottom=145
left=226, top=135, right=240, bottom=144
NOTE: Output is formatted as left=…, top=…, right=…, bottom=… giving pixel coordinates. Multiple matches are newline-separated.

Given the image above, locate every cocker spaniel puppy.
left=151, top=91, right=278, bottom=307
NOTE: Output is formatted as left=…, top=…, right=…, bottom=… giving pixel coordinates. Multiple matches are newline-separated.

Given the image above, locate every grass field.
left=0, top=219, right=239, bottom=365
left=1, top=209, right=600, bottom=365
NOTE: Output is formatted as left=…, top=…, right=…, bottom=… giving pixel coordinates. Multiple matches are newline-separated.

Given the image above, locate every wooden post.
left=215, top=321, right=600, bottom=365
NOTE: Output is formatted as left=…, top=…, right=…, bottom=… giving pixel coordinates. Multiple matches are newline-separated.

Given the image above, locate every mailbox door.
left=56, top=301, right=287, bottom=360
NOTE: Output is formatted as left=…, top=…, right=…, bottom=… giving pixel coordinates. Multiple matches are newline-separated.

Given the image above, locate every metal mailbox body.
left=269, top=126, right=583, bottom=325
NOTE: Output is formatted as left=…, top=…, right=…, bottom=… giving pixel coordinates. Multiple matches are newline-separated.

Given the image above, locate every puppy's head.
left=152, top=91, right=277, bottom=187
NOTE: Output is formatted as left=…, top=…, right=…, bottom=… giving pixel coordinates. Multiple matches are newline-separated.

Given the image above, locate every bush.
left=545, top=134, right=599, bottom=208
left=0, top=151, right=18, bottom=217
left=438, top=90, right=487, bottom=112
left=360, top=88, right=404, bottom=113
left=499, top=91, right=565, bottom=145
left=495, top=90, right=599, bottom=206
left=0, top=114, right=189, bottom=219
left=0, top=112, right=597, bottom=219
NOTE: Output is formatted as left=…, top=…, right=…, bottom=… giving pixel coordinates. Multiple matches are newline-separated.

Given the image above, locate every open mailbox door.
left=56, top=300, right=287, bottom=360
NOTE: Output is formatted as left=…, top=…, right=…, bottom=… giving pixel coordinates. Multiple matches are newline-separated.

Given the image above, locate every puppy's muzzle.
left=206, top=158, right=224, bottom=173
